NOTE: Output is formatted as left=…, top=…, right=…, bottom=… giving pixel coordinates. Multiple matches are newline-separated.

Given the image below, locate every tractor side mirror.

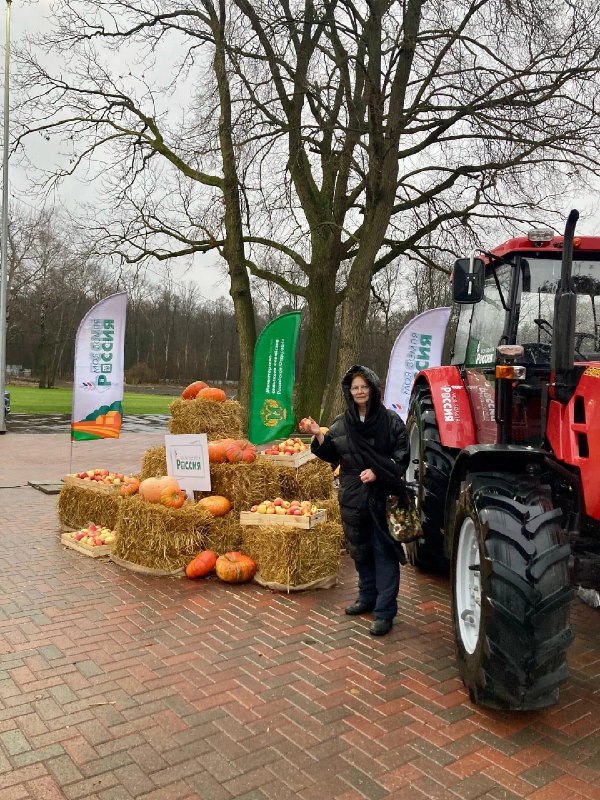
left=452, top=257, right=485, bottom=304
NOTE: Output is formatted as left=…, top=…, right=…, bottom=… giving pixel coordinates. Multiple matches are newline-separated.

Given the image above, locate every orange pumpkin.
left=139, top=476, right=180, bottom=503
left=185, top=550, right=218, bottom=579
left=160, top=487, right=187, bottom=509
left=181, top=380, right=209, bottom=399
left=207, top=438, right=236, bottom=463
left=215, top=552, right=257, bottom=583
left=198, top=495, right=232, bottom=517
left=225, top=439, right=257, bottom=464
left=197, top=387, right=227, bottom=402
left=120, top=477, right=140, bottom=497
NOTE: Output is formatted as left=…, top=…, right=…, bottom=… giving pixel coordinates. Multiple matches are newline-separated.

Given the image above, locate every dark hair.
left=350, top=370, right=369, bottom=384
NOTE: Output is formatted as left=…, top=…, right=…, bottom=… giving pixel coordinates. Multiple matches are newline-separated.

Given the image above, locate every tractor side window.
left=464, top=264, right=510, bottom=367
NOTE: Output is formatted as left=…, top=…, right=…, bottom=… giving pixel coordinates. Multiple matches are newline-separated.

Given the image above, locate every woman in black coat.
left=305, top=365, right=409, bottom=636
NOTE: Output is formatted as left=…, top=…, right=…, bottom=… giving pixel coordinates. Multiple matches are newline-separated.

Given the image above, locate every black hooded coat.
left=311, top=365, right=409, bottom=561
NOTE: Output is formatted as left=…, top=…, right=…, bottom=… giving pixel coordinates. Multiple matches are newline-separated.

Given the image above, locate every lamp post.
left=0, top=0, right=11, bottom=434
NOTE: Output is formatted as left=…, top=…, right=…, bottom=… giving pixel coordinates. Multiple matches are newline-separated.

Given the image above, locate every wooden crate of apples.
left=63, top=469, right=131, bottom=494
left=61, top=523, right=116, bottom=558
left=240, top=497, right=326, bottom=529
left=259, top=437, right=315, bottom=468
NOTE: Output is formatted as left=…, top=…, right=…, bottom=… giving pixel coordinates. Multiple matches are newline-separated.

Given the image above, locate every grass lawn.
left=7, top=385, right=175, bottom=415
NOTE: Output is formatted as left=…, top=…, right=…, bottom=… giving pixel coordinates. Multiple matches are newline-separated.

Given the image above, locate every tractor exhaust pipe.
left=551, top=209, right=578, bottom=403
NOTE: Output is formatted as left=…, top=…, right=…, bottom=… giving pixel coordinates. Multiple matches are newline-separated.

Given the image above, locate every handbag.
left=386, top=490, right=422, bottom=544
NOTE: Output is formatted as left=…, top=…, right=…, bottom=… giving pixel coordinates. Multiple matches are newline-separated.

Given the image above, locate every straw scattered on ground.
left=241, top=520, right=343, bottom=587
left=168, top=397, right=243, bottom=438
left=112, top=495, right=215, bottom=571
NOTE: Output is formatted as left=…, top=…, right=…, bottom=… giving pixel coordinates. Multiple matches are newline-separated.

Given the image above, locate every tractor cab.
left=451, top=228, right=600, bottom=447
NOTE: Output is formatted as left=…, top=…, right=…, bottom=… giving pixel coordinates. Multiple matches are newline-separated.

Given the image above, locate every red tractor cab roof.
left=486, top=233, right=600, bottom=260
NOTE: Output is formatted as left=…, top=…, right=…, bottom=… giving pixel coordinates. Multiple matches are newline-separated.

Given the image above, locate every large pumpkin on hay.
left=139, top=476, right=180, bottom=503
left=181, top=380, right=209, bottom=399
left=186, top=550, right=218, bottom=579
left=197, top=387, right=227, bottom=402
left=207, top=438, right=236, bottom=463
left=198, top=495, right=231, bottom=516
left=225, top=439, right=256, bottom=464
left=215, top=552, right=256, bottom=583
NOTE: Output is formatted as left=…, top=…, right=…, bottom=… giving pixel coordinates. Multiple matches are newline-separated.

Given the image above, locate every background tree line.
left=5, top=206, right=450, bottom=392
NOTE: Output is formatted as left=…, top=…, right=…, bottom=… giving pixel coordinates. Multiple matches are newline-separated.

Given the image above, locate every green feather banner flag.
left=248, top=311, right=301, bottom=445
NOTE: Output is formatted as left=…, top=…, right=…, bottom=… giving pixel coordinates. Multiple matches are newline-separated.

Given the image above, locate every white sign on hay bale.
left=165, top=434, right=211, bottom=498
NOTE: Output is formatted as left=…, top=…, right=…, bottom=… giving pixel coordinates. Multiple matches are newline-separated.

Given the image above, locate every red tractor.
left=406, top=210, right=600, bottom=710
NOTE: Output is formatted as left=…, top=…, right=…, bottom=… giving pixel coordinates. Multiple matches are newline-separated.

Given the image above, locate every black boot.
left=369, top=619, right=393, bottom=636
left=345, top=600, right=375, bottom=616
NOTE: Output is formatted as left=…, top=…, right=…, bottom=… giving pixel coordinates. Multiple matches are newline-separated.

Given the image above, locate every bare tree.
left=14, top=0, right=600, bottom=421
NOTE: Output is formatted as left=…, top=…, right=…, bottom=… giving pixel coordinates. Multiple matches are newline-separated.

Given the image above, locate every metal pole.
left=0, top=0, right=11, bottom=434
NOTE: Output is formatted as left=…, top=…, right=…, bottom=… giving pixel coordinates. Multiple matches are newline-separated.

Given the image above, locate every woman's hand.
left=299, top=416, right=322, bottom=436
left=359, top=468, right=377, bottom=483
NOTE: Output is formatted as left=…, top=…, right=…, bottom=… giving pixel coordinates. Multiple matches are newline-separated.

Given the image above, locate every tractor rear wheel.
left=452, top=472, right=573, bottom=710
left=406, top=386, right=456, bottom=571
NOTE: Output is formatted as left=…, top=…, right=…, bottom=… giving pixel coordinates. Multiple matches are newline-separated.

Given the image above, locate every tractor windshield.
left=518, top=256, right=600, bottom=359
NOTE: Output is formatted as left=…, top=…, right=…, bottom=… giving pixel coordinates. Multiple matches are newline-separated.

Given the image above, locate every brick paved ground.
left=1, top=432, right=599, bottom=800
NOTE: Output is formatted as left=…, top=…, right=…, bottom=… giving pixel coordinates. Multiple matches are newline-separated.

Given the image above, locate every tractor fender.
left=413, top=367, right=476, bottom=449
left=442, top=444, right=547, bottom=559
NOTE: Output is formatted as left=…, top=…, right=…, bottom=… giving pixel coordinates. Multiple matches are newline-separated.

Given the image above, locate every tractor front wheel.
left=451, top=472, right=573, bottom=710
left=406, top=385, right=456, bottom=571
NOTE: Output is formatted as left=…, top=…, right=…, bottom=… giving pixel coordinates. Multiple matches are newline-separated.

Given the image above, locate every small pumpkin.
left=181, top=380, right=209, bottom=399
left=185, top=550, right=218, bottom=579
left=120, top=476, right=140, bottom=497
left=225, top=439, right=257, bottom=464
left=197, top=387, right=227, bottom=402
left=198, top=495, right=232, bottom=517
left=160, top=487, right=187, bottom=509
left=139, top=475, right=180, bottom=503
left=207, top=438, right=236, bottom=463
left=215, top=551, right=257, bottom=584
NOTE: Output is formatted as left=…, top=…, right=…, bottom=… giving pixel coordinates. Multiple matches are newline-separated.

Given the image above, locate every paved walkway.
left=0, top=432, right=599, bottom=800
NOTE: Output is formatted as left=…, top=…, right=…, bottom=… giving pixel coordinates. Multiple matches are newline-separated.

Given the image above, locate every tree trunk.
left=213, top=1, right=256, bottom=428
left=295, top=272, right=338, bottom=423
left=324, top=218, right=392, bottom=419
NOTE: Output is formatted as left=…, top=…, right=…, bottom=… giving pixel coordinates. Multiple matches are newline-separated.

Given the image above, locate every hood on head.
left=341, top=364, right=383, bottom=417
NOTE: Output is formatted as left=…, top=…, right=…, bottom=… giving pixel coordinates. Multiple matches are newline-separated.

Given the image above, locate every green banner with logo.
left=248, top=311, right=301, bottom=445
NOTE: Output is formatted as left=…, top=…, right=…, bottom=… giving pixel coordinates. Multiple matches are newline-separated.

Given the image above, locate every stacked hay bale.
left=238, top=450, right=343, bottom=590
left=168, top=397, right=243, bottom=438
left=111, top=496, right=214, bottom=571
left=241, top=521, right=343, bottom=590
left=58, top=484, right=123, bottom=531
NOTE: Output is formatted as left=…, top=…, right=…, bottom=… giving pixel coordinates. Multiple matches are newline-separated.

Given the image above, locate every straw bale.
left=204, top=512, right=244, bottom=554
left=279, top=458, right=336, bottom=501
left=241, top=520, right=343, bottom=587
left=316, top=494, right=341, bottom=525
left=57, top=485, right=122, bottom=530
left=168, top=397, right=243, bottom=438
left=139, top=446, right=167, bottom=480
left=202, top=461, right=281, bottom=510
left=112, top=495, right=215, bottom=571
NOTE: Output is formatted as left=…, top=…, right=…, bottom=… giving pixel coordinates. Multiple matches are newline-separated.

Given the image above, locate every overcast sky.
left=1, top=0, right=231, bottom=303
